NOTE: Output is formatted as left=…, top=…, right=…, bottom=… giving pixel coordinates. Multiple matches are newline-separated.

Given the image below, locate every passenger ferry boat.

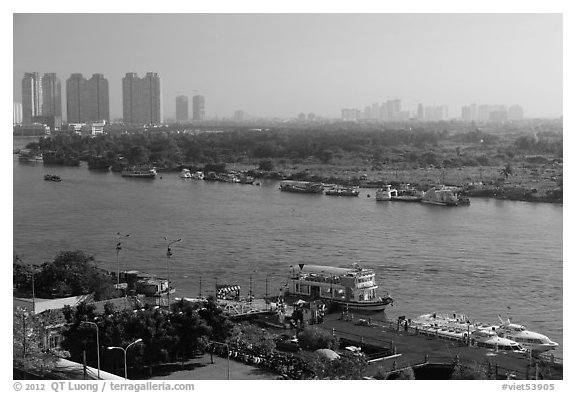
left=121, top=166, right=157, bottom=178
left=286, top=264, right=393, bottom=311
left=279, top=180, right=324, bottom=194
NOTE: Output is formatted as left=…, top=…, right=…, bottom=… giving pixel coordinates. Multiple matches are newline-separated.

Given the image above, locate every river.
left=12, top=137, right=563, bottom=357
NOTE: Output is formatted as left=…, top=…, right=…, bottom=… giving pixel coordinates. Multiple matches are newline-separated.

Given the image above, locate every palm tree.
left=501, top=163, right=513, bottom=178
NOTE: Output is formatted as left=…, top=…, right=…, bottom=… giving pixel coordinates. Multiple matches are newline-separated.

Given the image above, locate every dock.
left=315, top=313, right=562, bottom=379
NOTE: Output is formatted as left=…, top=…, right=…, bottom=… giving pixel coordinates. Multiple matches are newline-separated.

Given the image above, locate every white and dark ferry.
left=286, top=264, right=393, bottom=311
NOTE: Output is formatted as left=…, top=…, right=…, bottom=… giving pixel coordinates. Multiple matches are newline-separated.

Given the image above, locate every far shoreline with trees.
left=21, top=120, right=562, bottom=204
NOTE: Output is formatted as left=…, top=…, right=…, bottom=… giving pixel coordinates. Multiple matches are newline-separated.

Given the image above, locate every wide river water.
left=12, top=138, right=563, bottom=357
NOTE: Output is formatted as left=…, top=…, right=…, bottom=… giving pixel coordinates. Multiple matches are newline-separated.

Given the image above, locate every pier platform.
left=315, top=312, right=562, bottom=380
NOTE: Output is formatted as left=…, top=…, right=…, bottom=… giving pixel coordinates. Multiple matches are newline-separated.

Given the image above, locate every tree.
left=296, top=326, right=339, bottom=351
left=258, top=159, right=274, bottom=171
left=13, top=307, right=69, bottom=376
left=501, top=163, right=513, bottom=178
left=197, top=297, right=235, bottom=342
left=34, top=251, right=115, bottom=300
left=305, top=352, right=368, bottom=379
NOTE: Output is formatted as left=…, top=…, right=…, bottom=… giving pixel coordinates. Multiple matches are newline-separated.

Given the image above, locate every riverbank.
left=226, top=162, right=562, bottom=204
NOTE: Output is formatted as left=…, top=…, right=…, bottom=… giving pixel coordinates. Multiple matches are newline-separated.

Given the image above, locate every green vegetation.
left=13, top=251, right=115, bottom=301
left=61, top=297, right=234, bottom=378
left=13, top=307, right=70, bottom=376
left=296, top=326, right=339, bottom=351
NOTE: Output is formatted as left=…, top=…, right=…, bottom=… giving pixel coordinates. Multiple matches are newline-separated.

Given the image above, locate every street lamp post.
left=210, top=341, right=230, bottom=380
left=116, top=232, right=130, bottom=292
left=81, top=321, right=100, bottom=379
left=107, top=338, right=142, bottom=380
left=164, top=237, right=182, bottom=309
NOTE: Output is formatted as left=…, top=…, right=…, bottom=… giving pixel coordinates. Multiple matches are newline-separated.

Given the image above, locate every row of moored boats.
left=179, top=168, right=255, bottom=184
left=409, top=312, right=559, bottom=354
left=279, top=180, right=470, bottom=206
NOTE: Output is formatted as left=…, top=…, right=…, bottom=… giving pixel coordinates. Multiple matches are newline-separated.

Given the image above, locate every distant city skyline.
left=14, top=14, right=562, bottom=119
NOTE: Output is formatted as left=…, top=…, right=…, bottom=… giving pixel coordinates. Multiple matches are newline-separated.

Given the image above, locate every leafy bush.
left=296, top=326, right=339, bottom=351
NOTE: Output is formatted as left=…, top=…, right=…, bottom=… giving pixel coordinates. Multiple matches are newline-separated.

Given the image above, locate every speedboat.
left=470, top=329, right=526, bottom=353
left=493, top=316, right=559, bottom=354
left=412, top=312, right=557, bottom=353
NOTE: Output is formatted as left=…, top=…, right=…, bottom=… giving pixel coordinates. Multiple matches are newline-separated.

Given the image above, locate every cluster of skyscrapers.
left=342, top=99, right=407, bottom=122
left=175, top=94, right=205, bottom=122
left=461, top=103, right=524, bottom=122
left=341, top=100, right=524, bottom=122
left=15, top=72, right=206, bottom=128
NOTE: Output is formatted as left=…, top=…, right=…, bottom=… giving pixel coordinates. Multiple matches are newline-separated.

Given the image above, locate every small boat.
left=279, top=180, right=324, bottom=194
left=203, top=172, right=219, bottom=181
left=44, top=174, right=62, bottom=182
left=121, top=165, right=157, bottom=178
left=18, top=149, right=43, bottom=163
left=287, top=263, right=393, bottom=312
left=391, top=185, right=424, bottom=202
left=375, top=185, right=397, bottom=201
left=325, top=186, right=360, bottom=197
left=179, top=168, right=192, bottom=179
left=239, top=175, right=255, bottom=184
left=191, top=171, right=205, bottom=180
left=421, top=185, right=469, bottom=206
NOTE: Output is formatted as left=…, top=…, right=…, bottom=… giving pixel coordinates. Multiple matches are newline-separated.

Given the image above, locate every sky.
left=12, top=12, right=563, bottom=120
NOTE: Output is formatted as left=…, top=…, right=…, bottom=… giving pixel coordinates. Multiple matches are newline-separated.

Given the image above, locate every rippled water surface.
left=13, top=138, right=563, bottom=356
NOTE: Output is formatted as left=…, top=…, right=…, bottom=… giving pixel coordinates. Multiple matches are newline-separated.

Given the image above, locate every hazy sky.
left=13, top=13, right=563, bottom=119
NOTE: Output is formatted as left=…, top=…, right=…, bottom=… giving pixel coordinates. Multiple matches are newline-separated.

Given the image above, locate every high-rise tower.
left=175, top=95, right=189, bottom=122
left=41, top=73, right=62, bottom=119
left=86, top=73, right=110, bottom=122
left=192, top=95, right=205, bottom=121
left=66, top=73, right=87, bottom=123
left=122, top=72, right=162, bottom=125
left=21, top=72, right=42, bottom=124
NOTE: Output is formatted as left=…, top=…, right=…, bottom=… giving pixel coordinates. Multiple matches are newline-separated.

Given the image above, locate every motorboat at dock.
left=286, top=263, right=393, bottom=311
left=421, top=185, right=470, bottom=206
left=375, top=185, right=397, bottom=201
left=279, top=180, right=324, bottom=194
left=179, top=168, right=192, bottom=178
left=411, top=313, right=558, bottom=354
left=391, top=185, right=424, bottom=202
left=325, top=185, right=360, bottom=197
